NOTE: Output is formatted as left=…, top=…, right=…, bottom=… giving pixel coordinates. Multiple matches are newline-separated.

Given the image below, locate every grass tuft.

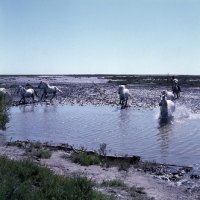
left=71, top=152, right=100, bottom=166
left=0, top=155, right=115, bottom=200
left=101, top=179, right=127, bottom=188
left=0, top=92, right=12, bottom=131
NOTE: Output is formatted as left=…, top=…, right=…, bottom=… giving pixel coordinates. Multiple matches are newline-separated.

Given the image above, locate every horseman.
left=171, top=76, right=181, bottom=92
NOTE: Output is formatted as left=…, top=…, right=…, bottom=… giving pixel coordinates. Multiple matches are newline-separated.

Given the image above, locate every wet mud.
left=1, top=75, right=200, bottom=113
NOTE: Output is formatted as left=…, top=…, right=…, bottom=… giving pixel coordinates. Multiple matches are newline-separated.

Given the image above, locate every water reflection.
left=117, top=107, right=132, bottom=153
left=157, top=118, right=175, bottom=164
left=19, top=104, right=35, bottom=112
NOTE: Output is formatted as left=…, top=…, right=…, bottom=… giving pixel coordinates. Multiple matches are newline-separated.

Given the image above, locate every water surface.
left=1, top=104, right=200, bottom=169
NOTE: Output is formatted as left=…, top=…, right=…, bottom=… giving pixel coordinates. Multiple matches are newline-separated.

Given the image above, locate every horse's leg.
left=19, top=97, right=23, bottom=104
left=55, top=92, right=57, bottom=100
left=43, top=91, right=48, bottom=99
left=32, top=94, right=35, bottom=102
left=23, top=97, right=26, bottom=104
left=40, top=92, right=45, bottom=101
left=50, top=92, right=56, bottom=100
left=125, top=97, right=128, bottom=107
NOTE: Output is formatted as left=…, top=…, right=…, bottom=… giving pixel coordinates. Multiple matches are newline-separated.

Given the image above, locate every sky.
left=0, top=0, right=200, bottom=75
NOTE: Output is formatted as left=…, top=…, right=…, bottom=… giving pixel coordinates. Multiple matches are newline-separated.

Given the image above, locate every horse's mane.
left=119, top=85, right=126, bottom=89
left=41, top=81, right=50, bottom=86
left=162, top=90, right=167, bottom=95
left=163, top=96, right=168, bottom=109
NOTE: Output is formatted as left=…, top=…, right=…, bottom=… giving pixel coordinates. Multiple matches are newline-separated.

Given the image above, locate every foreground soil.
left=1, top=143, right=200, bottom=200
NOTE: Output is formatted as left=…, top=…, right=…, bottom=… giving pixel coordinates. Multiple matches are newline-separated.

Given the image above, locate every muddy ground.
left=1, top=75, right=200, bottom=113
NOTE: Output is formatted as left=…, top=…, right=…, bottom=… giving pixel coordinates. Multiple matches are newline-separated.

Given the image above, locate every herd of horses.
left=118, top=78, right=180, bottom=119
left=0, top=79, right=181, bottom=119
left=16, top=81, right=63, bottom=104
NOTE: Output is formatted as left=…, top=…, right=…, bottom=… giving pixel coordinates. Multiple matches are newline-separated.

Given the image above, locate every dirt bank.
left=0, top=143, right=199, bottom=200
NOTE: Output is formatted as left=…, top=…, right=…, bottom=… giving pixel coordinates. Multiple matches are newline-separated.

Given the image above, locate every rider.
left=171, top=76, right=181, bottom=92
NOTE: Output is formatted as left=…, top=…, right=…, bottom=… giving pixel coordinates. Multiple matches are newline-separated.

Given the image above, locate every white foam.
left=174, top=105, right=200, bottom=120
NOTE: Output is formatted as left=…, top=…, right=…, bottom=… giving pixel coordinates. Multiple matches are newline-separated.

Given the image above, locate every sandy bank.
left=0, top=143, right=199, bottom=200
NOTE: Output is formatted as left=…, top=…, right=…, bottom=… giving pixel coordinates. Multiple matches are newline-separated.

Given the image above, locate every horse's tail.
left=178, top=85, right=181, bottom=92
left=56, top=87, right=63, bottom=94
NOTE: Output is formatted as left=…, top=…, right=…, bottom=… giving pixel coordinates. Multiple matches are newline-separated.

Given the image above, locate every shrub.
left=0, top=155, right=115, bottom=200
left=71, top=152, right=100, bottom=166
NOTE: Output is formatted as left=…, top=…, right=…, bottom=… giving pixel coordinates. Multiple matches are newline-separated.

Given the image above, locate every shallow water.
left=1, top=104, right=200, bottom=170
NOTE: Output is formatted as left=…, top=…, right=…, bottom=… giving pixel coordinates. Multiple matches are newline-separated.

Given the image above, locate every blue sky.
left=0, top=0, right=200, bottom=75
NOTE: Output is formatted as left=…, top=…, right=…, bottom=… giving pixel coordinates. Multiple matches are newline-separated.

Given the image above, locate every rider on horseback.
left=171, top=76, right=181, bottom=92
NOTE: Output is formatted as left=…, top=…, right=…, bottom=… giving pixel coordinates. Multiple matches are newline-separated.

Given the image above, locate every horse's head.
left=17, top=86, right=23, bottom=94
left=161, top=90, right=167, bottom=96
left=118, top=85, right=125, bottom=94
left=159, top=95, right=168, bottom=108
left=38, top=81, right=49, bottom=89
left=38, top=81, right=43, bottom=88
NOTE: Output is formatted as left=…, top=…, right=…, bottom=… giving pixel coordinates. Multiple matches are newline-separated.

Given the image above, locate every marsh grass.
left=69, top=144, right=140, bottom=171
left=33, top=149, right=52, bottom=159
left=23, top=141, right=52, bottom=159
left=101, top=179, right=127, bottom=188
left=0, top=92, right=12, bottom=131
left=137, top=160, right=159, bottom=173
left=0, top=155, right=115, bottom=200
left=71, top=152, right=100, bottom=166
left=107, top=74, right=200, bottom=87
left=101, top=179, right=155, bottom=200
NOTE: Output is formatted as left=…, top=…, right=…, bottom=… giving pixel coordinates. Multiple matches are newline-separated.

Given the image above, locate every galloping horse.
left=172, top=79, right=180, bottom=98
left=118, top=85, right=129, bottom=107
left=38, top=81, right=63, bottom=101
left=159, top=94, right=175, bottom=118
left=161, top=90, right=174, bottom=100
left=17, top=86, right=38, bottom=104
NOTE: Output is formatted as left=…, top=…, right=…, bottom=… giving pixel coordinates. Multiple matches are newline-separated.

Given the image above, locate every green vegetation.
left=101, top=179, right=127, bottom=188
left=23, top=141, right=52, bottom=159
left=34, top=149, right=52, bottom=159
left=69, top=144, right=140, bottom=171
left=71, top=151, right=100, bottom=166
left=0, top=91, right=12, bottom=131
left=106, top=74, right=200, bottom=86
left=98, top=143, right=107, bottom=156
left=0, top=155, right=115, bottom=200
left=101, top=179, right=155, bottom=200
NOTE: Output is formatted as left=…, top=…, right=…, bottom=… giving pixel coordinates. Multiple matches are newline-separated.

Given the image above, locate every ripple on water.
left=1, top=104, right=200, bottom=170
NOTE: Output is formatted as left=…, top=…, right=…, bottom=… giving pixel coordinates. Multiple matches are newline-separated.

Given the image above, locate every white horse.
left=159, top=94, right=175, bottom=118
left=0, top=88, right=10, bottom=96
left=0, top=88, right=12, bottom=101
left=118, top=85, right=129, bottom=107
left=17, top=86, right=38, bottom=104
left=172, top=79, right=180, bottom=98
left=161, top=90, right=174, bottom=100
left=38, top=81, right=63, bottom=101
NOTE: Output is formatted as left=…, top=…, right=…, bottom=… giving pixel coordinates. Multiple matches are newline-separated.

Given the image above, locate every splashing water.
left=174, top=104, right=200, bottom=121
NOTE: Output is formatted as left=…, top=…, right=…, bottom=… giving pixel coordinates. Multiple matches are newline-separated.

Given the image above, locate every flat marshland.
left=1, top=74, right=200, bottom=200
